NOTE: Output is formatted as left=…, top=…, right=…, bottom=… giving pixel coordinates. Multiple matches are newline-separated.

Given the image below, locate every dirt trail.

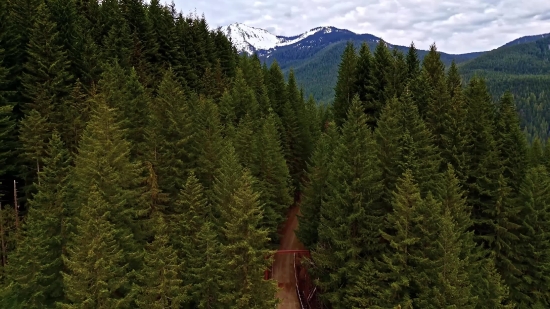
left=273, top=206, right=304, bottom=309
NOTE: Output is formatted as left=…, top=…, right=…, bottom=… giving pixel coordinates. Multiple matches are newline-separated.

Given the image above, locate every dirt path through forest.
left=272, top=205, right=304, bottom=309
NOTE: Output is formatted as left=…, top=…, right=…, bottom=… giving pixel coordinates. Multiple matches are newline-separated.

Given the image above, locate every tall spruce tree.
left=60, top=186, right=134, bottom=308
left=354, top=43, right=376, bottom=128
left=297, top=122, right=338, bottom=249
left=135, top=213, right=188, bottom=308
left=333, top=42, right=357, bottom=127
left=71, top=95, right=144, bottom=268
left=312, top=96, right=382, bottom=308
left=495, top=91, right=528, bottom=192
left=514, top=166, right=550, bottom=307
left=219, top=170, right=278, bottom=308
left=3, top=134, right=70, bottom=308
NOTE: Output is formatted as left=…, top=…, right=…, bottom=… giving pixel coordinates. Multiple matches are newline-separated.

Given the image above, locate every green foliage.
left=312, top=96, right=382, bottom=308
left=3, top=134, right=70, bottom=308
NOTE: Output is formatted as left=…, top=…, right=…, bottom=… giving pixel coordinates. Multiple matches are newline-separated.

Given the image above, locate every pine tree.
left=219, top=170, right=278, bottom=308
left=313, top=96, right=382, bottom=308
left=390, top=48, right=408, bottom=99
left=405, top=42, right=420, bottom=81
left=529, top=137, right=544, bottom=167
left=354, top=43, right=376, bottom=129
left=60, top=186, right=134, bottom=308
left=514, top=166, right=550, bottom=307
left=145, top=69, right=194, bottom=198
left=414, top=194, right=476, bottom=309
left=98, top=63, right=149, bottom=158
left=252, top=113, right=293, bottom=242
left=421, top=44, right=452, bottom=150
left=192, top=221, right=225, bottom=309
left=3, top=134, right=70, bottom=308
left=440, top=62, right=469, bottom=183
left=495, top=91, right=528, bottom=192
left=191, top=97, right=225, bottom=191
left=21, top=2, right=72, bottom=121
left=135, top=213, right=189, bottom=308
left=266, top=61, right=287, bottom=117
left=0, top=47, right=16, bottom=177
left=463, top=77, right=502, bottom=241
left=372, top=39, right=394, bottom=113
left=356, top=170, right=421, bottom=309
left=18, top=109, right=49, bottom=190
left=375, top=92, right=441, bottom=209
left=58, top=80, right=90, bottom=153
left=71, top=95, right=144, bottom=267
left=333, top=42, right=357, bottom=127
left=297, top=122, right=338, bottom=249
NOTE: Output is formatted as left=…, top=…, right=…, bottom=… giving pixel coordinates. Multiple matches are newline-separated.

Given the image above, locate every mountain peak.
left=221, top=23, right=353, bottom=55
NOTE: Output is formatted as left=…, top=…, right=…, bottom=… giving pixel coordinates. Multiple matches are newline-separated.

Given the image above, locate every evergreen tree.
left=145, top=69, right=194, bottom=198
left=495, top=91, right=528, bottom=192
left=313, top=96, right=382, bottom=308
left=219, top=170, right=278, bottom=308
left=333, top=42, right=357, bottom=127
left=136, top=213, right=188, bottom=308
left=0, top=48, right=16, bottom=177
left=192, top=221, right=225, bottom=309
left=60, top=186, right=134, bottom=308
left=297, top=122, right=338, bottom=249
left=266, top=61, right=287, bottom=117
left=252, top=113, right=293, bottom=242
left=375, top=92, right=441, bottom=210
left=529, top=137, right=544, bottom=167
left=354, top=43, right=376, bottom=128
left=372, top=39, right=394, bottom=113
left=514, top=166, right=550, bottom=307
left=98, top=63, right=149, bottom=158
left=21, top=2, right=72, bottom=121
left=71, top=95, right=144, bottom=268
left=463, top=77, right=502, bottom=240
left=191, top=97, right=225, bottom=191
left=405, top=42, right=420, bottom=81
left=3, top=134, right=70, bottom=308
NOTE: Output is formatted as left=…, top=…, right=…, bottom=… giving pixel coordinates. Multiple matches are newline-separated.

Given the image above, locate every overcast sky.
left=173, top=0, right=550, bottom=54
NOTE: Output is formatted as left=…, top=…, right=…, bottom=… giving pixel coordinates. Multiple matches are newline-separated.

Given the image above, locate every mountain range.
left=221, top=23, right=550, bottom=104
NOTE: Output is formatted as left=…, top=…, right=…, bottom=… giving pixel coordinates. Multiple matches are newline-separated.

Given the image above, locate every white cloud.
left=174, top=0, right=550, bottom=53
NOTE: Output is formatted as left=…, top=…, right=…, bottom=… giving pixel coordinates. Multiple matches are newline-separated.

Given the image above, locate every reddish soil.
left=273, top=206, right=305, bottom=309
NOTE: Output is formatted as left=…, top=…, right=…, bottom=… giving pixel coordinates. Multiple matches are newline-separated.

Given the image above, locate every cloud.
left=174, top=0, right=550, bottom=53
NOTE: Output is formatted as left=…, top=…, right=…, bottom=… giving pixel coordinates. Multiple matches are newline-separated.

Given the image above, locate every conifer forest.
left=0, top=0, right=550, bottom=308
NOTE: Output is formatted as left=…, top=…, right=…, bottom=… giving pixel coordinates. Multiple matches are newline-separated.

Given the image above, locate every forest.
left=0, top=0, right=549, bottom=308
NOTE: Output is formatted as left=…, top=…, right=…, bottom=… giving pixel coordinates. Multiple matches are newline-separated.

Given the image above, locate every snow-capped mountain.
left=221, top=23, right=377, bottom=55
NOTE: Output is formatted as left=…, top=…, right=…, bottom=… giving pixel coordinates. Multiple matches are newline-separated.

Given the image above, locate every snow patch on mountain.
left=221, top=23, right=283, bottom=54
left=221, top=23, right=340, bottom=54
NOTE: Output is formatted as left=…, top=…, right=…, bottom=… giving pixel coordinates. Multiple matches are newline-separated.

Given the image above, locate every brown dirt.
left=273, top=206, right=305, bottom=309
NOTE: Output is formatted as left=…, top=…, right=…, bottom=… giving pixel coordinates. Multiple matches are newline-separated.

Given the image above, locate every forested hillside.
left=271, top=39, right=482, bottom=103
left=459, top=36, right=550, bottom=142
left=1, top=0, right=550, bottom=307
left=298, top=41, right=550, bottom=308
left=0, top=0, right=320, bottom=307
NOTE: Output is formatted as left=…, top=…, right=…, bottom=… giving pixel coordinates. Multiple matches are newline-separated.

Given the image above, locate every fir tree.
left=405, top=42, right=420, bottom=81
left=136, top=213, right=188, bottom=308
left=296, top=122, right=338, bottom=249
left=372, top=39, right=394, bottom=113
left=495, top=91, right=528, bottom=192
left=529, top=137, right=544, bottom=167
left=514, top=166, right=550, bottom=307
left=375, top=92, right=441, bottom=210
left=333, top=42, right=357, bottom=127
left=219, top=170, right=278, bottom=308
left=60, top=186, right=134, bottom=308
left=313, top=96, right=382, bottom=308
left=71, top=95, right=144, bottom=267
left=3, top=134, right=70, bottom=308
left=354, top=43, right=376, bottom=129
left=193, top=221, right=225, bottom=309
left=145, top=69, right=194, bottom=198
left=252, top=113, right=293, bottom=242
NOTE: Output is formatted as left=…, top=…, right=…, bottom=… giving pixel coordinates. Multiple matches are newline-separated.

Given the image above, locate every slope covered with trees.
left=298, top=40, right=550, bottom=308
left=0, top=0, right=549, bottom=307
left=0, top=0, right=317, bottom=306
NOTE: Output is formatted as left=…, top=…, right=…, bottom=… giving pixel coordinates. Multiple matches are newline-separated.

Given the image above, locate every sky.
left=173, top=0, right=550, bottom=54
